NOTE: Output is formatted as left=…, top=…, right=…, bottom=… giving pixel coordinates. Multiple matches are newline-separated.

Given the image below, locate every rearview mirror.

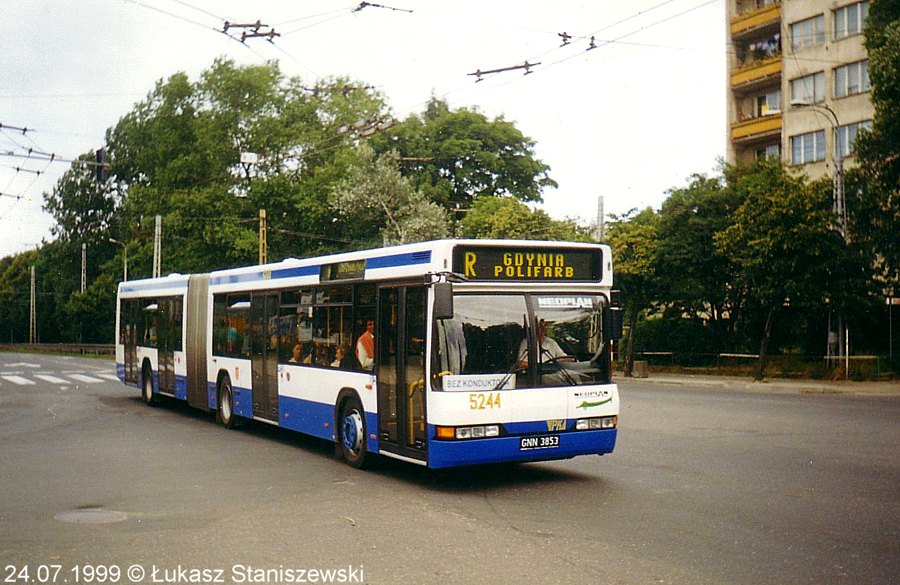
left=433, top=282, right=454, bottom=320
left=608, top=306, right=623, bottom=341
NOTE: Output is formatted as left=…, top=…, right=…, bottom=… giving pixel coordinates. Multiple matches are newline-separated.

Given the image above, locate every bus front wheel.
left=339, top=396, right=368, bottom=469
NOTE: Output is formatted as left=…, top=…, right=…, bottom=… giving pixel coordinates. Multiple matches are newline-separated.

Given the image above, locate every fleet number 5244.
left=469, top=393, right=501, bottom=410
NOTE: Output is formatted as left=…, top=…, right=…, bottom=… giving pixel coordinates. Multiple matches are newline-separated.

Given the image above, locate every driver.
left=518, top=319, right=568, bottom=366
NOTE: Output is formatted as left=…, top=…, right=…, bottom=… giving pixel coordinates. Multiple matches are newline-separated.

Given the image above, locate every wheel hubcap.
left=221, top=389, right=232, bottom=419
left=342, top=411, right=363, bottom=453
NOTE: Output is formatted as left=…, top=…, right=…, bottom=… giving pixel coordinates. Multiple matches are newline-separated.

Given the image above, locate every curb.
left=617, top=374, right=900, bottom=396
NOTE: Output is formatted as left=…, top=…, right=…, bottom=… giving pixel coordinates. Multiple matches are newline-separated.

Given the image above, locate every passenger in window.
left=331, top=346, right=346, bottom=368
left=226, top=325, right=237, bottom=353
left=356, top=319, right=375, bottom=370
left=288, top=343, right=303, bottom=364
left=314, top=342, right=330, bottom=366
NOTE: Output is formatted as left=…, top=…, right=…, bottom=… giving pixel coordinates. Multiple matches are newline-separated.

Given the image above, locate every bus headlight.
left=436, top=425, right=500, bottom=440
left=575, top=416, right=617, bottom=430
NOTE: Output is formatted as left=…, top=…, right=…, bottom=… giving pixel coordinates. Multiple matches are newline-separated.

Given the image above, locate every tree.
left=372, top=98, right=557, bottom=218
left=106, top=59, right=392, bottom=275
left=606, top=208, right=660, bottom=376
left=655, top=173, right=738, bottom=336
left=330, top=144, right=449, bottom=245
left=855, top=1, right=900, bottom=289
left=43, top=150, right=117, bottom=246
left=458, top=196, right=592, bottom=241
left=715, top=160, right=857, bottom=380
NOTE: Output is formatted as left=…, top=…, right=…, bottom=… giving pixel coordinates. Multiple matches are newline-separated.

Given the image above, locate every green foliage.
left=717, top=160, right=851, bottom=312
left=655, top=173, right=737, bottom=320
left=458, top=196, right=591, bottom=241
left=330, top=145, right=449, bottom=245
left=105, top=59, right=394, bottom=275
left=714, top=159, right=871, bottom=378
left=43, top=150, right=117, bottom=246
left=856, top=3, right=900, bottom=287
left=0, top=241, right=116, bottom=343
left=371, top=98, right=557, bottom=215
left=607, top=207, right=659, bottom=278
left=606, top=207, right=661, bottom=375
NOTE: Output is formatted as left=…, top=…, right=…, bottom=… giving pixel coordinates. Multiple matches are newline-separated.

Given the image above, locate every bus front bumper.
left=426, top=428, right=617, bottom=469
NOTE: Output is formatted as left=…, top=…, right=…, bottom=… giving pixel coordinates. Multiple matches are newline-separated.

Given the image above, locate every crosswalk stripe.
left=35, top=374, right=70, bottom=384
left=68, top=374, right=104, bottom=384
left=1, top=375, right=36, bottom=386
left=97, top=373, right=121, bottom=381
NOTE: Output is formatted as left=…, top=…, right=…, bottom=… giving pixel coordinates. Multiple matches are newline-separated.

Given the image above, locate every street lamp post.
left=791, top=99, right=848, bottom=377
left=109, top=238, right=128, bottom=282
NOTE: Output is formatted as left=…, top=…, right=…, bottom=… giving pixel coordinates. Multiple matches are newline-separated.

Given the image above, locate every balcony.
left=731, top=56, right=782, bottom=91
left=731, top=2, right=781, bottom=38
left=731, top=112, right=782, bottom=143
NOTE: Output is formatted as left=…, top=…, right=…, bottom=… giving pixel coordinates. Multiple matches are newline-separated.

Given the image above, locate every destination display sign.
left=452, top=246, right=602, bottom=282
left=320, top=259, right=366, bottom=282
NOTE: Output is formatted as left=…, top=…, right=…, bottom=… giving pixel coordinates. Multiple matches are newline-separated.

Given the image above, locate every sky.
left=0, top=0, right=725, bottom=259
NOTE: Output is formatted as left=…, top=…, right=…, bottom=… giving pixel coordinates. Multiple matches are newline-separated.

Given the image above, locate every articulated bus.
left=115, top=239, right=622, bottom=469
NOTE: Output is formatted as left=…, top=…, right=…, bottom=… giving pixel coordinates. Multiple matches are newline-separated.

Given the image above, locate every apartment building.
left=726, top=0, right=874, bottom=180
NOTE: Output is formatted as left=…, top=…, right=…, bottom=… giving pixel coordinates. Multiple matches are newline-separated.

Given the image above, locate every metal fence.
left=628, top=351, right=896, bottom=380
left=0, top=343, right=115, bottom=356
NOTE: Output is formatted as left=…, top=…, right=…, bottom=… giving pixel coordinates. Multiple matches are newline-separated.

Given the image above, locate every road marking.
left=6, top=362, right=40, bottom=368
left=97, top=374, right=121, bottom=381
left=35, top=374, right=69, bottom=384
left=68, top=374, right=104, bottom=384
left=1, top=375, right=36, bottom=386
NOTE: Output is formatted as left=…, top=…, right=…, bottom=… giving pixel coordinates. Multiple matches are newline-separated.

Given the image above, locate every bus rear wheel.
left=339, top=396, right=368, bottom=468
left=218, top=377, right=237, bottom=429
left=142, top=366, right=157, bottom=406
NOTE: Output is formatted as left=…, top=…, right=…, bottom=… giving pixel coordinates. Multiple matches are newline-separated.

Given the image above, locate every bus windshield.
left=432, top=294, right=610, bottom=389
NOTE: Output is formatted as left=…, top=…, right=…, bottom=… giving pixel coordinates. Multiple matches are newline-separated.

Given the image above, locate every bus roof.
left=118, top=239, right=612, bottom=295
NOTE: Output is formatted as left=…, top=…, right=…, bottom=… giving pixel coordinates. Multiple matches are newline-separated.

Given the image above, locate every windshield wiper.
left=491, top=347, right=528, bottom=391
left=540, top=347, right=580, bottom=386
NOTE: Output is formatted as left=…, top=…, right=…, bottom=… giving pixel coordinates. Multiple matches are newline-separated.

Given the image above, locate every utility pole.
left=153, top=214, right=161, bottom=278
left=259, top=208, right=267, bottom=265
left=81, top=243, right=86, bottom=293
left=29, top=266, right=36, bottom=344
left=595, top=195, right=605, bottom=242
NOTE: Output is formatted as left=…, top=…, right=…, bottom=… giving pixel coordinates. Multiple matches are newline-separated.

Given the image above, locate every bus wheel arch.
left=141, top=359, right=157, bottom=406
left=336, top=389, right=369, bottom=469
left=216, top=371, right=237, bottom=429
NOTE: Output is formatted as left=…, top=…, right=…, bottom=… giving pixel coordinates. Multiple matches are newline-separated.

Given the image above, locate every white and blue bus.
left=116, top=239, right=622, bottom=469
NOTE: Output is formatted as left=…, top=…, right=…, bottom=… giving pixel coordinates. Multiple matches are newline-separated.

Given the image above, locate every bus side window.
left=140, top=300, right=158, bottom=348
left=212, top=295, right=227, bottom=355
left=225, top=294, right=250, bottom=357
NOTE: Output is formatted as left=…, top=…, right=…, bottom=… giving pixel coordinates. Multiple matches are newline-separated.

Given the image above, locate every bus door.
left=250, top=293, right=279, bottom=422
left=157, top=298, right=176, bottom=396
left=122, top=300, right=138, bottom=385
left=377, top=286, right=427, bottom=460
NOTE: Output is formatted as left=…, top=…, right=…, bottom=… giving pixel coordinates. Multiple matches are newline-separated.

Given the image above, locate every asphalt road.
left=0, top=352, right=897, bottom=585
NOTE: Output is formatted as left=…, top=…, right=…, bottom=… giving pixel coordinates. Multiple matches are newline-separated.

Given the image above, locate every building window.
left=791, top=130, right=826, bottom=165
left=756, top=89, right=781, bottom=116
left=791, top=72, right=825, bottom=104
left=756, top=144, right=781, bottom=160
left=834, top=1, right=869, bottom=40
left=834, top=60, right=870, bottom=98
left=836, top=120, right=872, bottom=158
left=791, top=15, right=825, bottom=51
